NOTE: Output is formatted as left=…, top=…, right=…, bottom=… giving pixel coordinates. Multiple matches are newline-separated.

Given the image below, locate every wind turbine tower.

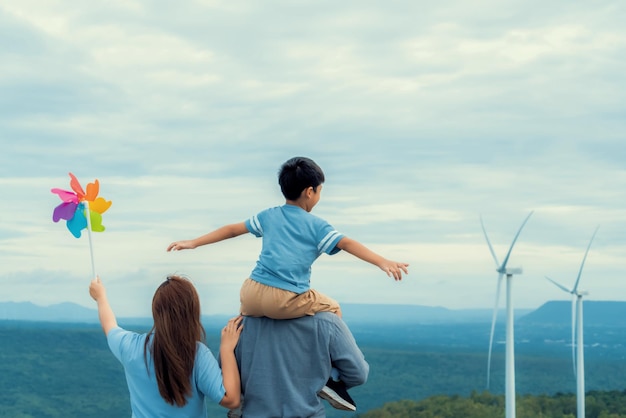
left=546, top=226, right=599, bottom=418
left=481, top=211, right=534, bottom=418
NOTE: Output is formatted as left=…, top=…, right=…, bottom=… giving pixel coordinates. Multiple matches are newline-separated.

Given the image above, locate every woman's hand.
left=219, top=316, right=243, bottom=409
left=88, top=276, right=118, bottom=335
left=221, top=316, right=244, bottom=351
left=89, top=276, right=106, bottom=301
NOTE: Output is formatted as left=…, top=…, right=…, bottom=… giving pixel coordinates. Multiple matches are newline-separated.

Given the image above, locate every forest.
left=358, top=390, right=626, bottom=418
left=1, top=319, right=625, bottom=417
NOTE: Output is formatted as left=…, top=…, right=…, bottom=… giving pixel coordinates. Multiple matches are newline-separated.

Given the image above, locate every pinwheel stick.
left=84, top=201, right=97, bottom=279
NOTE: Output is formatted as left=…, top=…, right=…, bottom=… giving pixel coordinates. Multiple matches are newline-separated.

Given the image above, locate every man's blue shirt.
left=234, top=313, right=369, bottom=418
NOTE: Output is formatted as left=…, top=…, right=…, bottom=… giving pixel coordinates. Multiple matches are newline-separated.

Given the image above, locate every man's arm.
left=328, top=315, right=369, bottom=389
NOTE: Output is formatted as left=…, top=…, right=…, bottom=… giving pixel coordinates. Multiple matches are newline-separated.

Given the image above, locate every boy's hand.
left=89, top=276, right=106, bottom=301
left=379, top=261, right=409, bottom=281
left=221, top=316, right=244, bottom=351
left=167, top=240, right=195, bottom=252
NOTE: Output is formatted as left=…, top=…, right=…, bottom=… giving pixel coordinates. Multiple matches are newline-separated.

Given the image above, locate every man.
left=232, top=312, right=369, bottom=418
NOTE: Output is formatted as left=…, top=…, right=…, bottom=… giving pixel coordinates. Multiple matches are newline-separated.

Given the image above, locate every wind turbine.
left=545, top=226, right=599, bottom=418
left=481, top=210, right=533, bottom=418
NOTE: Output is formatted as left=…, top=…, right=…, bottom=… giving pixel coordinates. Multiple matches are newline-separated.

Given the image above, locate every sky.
left=1, top=0, right=625, bottom=318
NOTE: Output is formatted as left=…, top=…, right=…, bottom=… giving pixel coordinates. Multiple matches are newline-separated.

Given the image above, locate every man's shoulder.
left=243, top=312, right=340, bottom=327
left=312, top=312, right=340, bottom=323
left=247, top=313, right=346, bottom=338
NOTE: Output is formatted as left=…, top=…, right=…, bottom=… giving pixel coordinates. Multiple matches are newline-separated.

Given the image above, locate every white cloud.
left=0, top=0, right=625, bottom=316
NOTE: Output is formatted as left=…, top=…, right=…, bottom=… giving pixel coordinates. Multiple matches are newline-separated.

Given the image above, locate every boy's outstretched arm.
left=167, top=222, right=248, bottom=252
left=89, top=276, right=118, bottom=335
left=336, top=237, right=409, bottom=281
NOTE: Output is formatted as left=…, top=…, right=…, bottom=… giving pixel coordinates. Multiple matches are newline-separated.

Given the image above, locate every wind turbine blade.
left=501, top=210, right=534, bottom=269
left=480, top=215, right=500, bottom=268
left=571, top=295, right=577, bottom=377
left=545, top=276, right=572, bottom=293
left=572, top=225, right=599, bottom=293
left=487, top=272, right=504, bottom=388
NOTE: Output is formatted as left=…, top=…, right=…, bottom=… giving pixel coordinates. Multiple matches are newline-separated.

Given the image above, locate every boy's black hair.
left=278, top=157, right=325, bottom=200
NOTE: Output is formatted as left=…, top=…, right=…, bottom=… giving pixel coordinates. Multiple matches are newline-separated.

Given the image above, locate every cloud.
left=0, top=0, right=624, bottom=315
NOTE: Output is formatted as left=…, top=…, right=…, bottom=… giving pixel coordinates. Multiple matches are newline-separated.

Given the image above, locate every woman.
left=89, top=275, right=242, bottom=417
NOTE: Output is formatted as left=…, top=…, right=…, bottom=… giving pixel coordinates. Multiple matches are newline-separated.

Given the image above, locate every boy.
left=168, top=156, right=408, bottom=410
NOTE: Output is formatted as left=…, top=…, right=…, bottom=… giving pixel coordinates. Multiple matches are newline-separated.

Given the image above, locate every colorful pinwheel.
left=51, top=173, right=112, bottom=279
left=51, top=173, right=112, bottom=238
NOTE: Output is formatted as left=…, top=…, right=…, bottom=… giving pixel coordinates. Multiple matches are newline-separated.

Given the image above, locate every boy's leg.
left=282, top=288, right=341, bottom=317
left=239, top=278, right=268, bottom=317
left=319, top=378, right=356, bottom=411
left=240, top=279, right=341, bottom=319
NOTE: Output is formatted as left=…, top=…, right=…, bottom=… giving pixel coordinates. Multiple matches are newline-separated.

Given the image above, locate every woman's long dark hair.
left=144, top=275, right=206, bottom=406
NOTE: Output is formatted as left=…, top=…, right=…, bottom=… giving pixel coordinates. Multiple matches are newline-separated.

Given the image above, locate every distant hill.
left=519, top=300, right=626, bottom=327
left=337, top=303, right=532, bottom=325
left=0, top=301, right=531, bottom=325
left=3, top=300, right=626, bottom=326
left=0, top=301, right=99, bottom=323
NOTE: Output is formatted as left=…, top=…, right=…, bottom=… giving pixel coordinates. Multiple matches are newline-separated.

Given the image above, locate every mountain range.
left=3, top=300, right=626, bottom=326
left=519, top=300, right=626, bottom=327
